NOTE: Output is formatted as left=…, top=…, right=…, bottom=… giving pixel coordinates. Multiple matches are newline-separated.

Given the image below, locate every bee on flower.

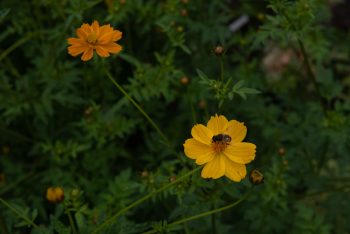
left=183, top=114, right=256, bottom=182
left=67, top=21, right=122, bottom=61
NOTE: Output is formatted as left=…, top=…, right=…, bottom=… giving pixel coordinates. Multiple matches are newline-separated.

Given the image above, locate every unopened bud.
left=278, top=147, right=285, bottom=156
left=46, top=187, right=64, bottom=204
left=180, top=76, right=189, bottom=85
left=180, top=9, right=188, bottom=17
left=169, top=175, right=176, bottom=183
left=249, top=169, right=264, bottom=185
left=141, top=170, right=149, bottom=178
left=214, top=46, right=224, bottom=56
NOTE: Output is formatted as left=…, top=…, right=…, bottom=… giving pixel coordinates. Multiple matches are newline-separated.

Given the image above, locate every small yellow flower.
left=67, top=20, right=122, bottom=61
left=183, top=114, right=256, bottom=182
left=46, top=187, right=64, bottom=203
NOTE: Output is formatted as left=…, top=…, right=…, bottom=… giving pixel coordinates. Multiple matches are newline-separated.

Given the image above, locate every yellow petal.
left=223, top=156, right=246, bottom=182
left=207, top=114, right=228, bottom=135
left=95, top=45, right=110, bottom=57
left=224, top=142, right=256, bottom=164
left=81, top=48, right=94, bottom=61
left=195, top=152, right=215, bottom=165
left=226, top=120, right=247, bottom=143
left=191, top=124, right=213, bottom=145
left=201, top=154, right=225, bottom=179
left=183, top=138, right=212, bottom=160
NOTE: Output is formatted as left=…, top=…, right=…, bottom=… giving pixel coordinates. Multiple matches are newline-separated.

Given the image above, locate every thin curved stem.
left=105, top=70, right=170, bottom=147
left=0, top=198, right=38, bottom=228
left=66, top=209, right=79, bottom=234
left=92, top=167, right=201, bottom=234
left=142, top=187, right=253, bottom=234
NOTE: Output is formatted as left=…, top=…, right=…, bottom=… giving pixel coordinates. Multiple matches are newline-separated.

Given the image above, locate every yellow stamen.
left=87, top=32, right=98, bottom=44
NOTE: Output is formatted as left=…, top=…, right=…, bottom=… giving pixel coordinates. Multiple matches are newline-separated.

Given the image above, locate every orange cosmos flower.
left=183, top=114, right=256, bottom=182
left=67, top=21, right=122, bottom=61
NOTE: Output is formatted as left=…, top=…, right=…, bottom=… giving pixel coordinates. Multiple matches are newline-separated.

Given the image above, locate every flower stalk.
left=92, top=167, right=201, bottom=234
left=142, top=187, right=253, bottom=234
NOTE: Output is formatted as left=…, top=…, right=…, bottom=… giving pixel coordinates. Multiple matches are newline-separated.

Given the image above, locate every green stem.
left=142, top=187, right=253, bottom=234
left=105, top=70, right=170, bottom=146
left=0, top=212, right=9, bottom=234
left=66, top=209, right=79, bottom=234
left=220, top=57, right=224, bottom=83
left=92, top=167, right=201, bottom=234
left=0, top=33, right=34, bottom=62
left=0, top=198, right=38, bottom=228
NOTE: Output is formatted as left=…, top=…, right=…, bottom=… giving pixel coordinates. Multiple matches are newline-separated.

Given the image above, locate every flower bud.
left=278, top=147, right=285, bottom=156
left=249, top=169, right=264, bottom=185
left=180, top=76, right=189, bottom=85
left=180, top=9, right=188, bottom=17
left=46, top=187, right=64, bottom=204
left=214, top=46, right=224, bottom=56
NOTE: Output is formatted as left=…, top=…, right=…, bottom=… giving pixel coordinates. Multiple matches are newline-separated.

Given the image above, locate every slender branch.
left=142, top=187, right=253, bottom=234
left=92, top=167, right=201, bottom=234
left=0, top=198, right=38, bottom=228
left=66, top=209, right=79, bottom=234
left=104, top=70, right=170, bottom=147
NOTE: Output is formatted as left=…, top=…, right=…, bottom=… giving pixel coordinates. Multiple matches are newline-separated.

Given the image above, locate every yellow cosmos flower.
left=46, top=187, right=64, bottom=203
left=67, top=20, right=122, bottom=61
left=183, top=115, right=256, bottom=182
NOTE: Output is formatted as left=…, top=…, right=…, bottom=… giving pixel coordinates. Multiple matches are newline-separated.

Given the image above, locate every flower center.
left=211, top=141, right=228, bottom=153
left=211, top=134, right=231, bottom=153
left=87, top=32, right=98, bottom=44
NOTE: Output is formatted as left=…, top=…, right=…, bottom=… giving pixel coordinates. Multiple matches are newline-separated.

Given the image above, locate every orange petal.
left=98, top=31, right=115, bottom=44
left=183, top=138, right=212, bottom=160
left=68, top=45, right=86, bottom=56
left=91, top=21, right=100, bottom=35
left=226, top=120, right=247, bottom=143
left=77, top=28, right=88, bottom=39
left=224, top=142, right=256, bottom=164
left=81, top=23, right=92, bottom=36
left=95, top=45, right=110, bottom=57
left=201, top=154, right=225, bottom=179
left=191, top=124, right=213, bottom=145
left=112, top=30, right=122, bottom=41
left=207, top=114, right=228, bottom=135
left=81, top=48, right=94, bottom=61
left=223, top=156, right=246, bottom=182
left=67, top=37, right=86, bottom=46
left=103, top=43, right=122, bottom=54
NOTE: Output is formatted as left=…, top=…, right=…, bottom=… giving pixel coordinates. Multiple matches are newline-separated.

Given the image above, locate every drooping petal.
left=226, top=120, right=247, bottom=143
left=67, top=45, right=86, bottom=56
left=191, top=124, right=213, bottom=145
left=81, top=47, right=94, bottom=61
left=223, top=156, right=247, bottom=182
left=201, top=154, right=225, bottom=179
left=95, top=45, right=110, bottom=57
left=183, top=138, right=212, bottom=159
left=103, top=43, right=122, bottom=54
left=224, top=142, right=256, bottom=164
left=207, top=114, right=228, bottom=135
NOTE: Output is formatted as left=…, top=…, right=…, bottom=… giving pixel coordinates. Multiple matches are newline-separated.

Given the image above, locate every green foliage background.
left=0, top=0, right=349, bottom=233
